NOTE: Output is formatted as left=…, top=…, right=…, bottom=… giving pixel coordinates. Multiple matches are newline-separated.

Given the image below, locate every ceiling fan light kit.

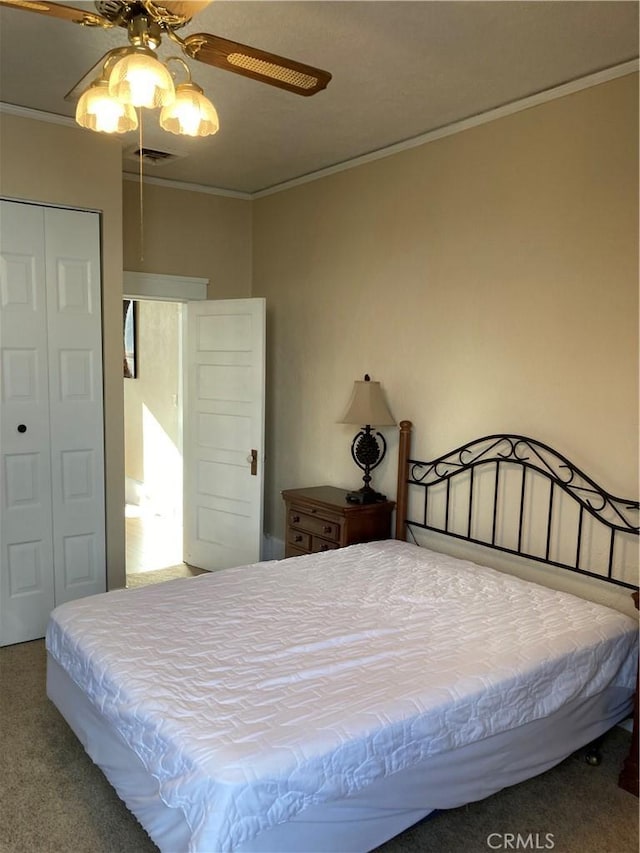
left=74, top=13, right=219, bottom=137
left=1, top=0, right=331, bottom=139
left=74, top=47, right=219, bottom=137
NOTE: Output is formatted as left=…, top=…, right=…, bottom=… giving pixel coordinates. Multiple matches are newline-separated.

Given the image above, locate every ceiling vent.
left=125, top=146, right=184, bottom=166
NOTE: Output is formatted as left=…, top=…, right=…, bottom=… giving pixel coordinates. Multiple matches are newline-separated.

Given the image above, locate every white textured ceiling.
left=0, top=1, right=638, bottom=195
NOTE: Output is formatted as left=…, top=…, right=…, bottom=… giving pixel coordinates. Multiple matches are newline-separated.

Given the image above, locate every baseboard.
left=262, top=535, right=285, bottom=562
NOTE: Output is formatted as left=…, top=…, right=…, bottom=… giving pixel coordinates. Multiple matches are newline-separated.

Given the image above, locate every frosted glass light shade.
left=108, top=48, right=175, bottom=109
left=76, top=80, right=138, bottom=134
left=339, top=377, right=396, bottom=426
left=160, top=82, right=219, bottom=137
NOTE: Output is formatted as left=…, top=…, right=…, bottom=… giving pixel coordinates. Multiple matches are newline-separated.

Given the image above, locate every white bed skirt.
left=47, top=653, right=632, bottom=853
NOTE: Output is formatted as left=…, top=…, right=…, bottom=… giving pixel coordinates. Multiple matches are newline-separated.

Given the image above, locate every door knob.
left=17, top=424, right=27, bottom=433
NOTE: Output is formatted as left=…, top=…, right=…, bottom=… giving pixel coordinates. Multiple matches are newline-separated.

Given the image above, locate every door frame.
left=123, top=271, right=208, bottom=303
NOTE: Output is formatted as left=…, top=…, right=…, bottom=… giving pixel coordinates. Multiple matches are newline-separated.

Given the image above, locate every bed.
left=46, top=422, right=639, bottom=852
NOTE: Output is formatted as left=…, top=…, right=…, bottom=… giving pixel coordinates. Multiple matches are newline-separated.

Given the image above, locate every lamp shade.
left=160, top=82, right=219, bottom=137
left=108, top=48, right=175, bottom=109
left=75, top=79, right=138, bottom=134
left=339, top=376, right=395, bottom=426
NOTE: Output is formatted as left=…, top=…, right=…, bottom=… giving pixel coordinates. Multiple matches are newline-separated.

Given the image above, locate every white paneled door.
left=0, top=201, right=105, bottom=646
left=183, top=298, right=265, bottom=570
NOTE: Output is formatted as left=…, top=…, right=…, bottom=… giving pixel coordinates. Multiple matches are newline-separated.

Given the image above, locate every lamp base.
left=345, top=487, right=387, bottom=505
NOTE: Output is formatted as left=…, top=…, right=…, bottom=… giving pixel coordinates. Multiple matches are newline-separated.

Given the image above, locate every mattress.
left=46, top=540, right=638, bottom=852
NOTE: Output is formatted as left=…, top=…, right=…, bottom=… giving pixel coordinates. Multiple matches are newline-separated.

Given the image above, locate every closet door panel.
left=44, top=208, right=106, bottom=604
left=0, top=201, right=55, bottom=645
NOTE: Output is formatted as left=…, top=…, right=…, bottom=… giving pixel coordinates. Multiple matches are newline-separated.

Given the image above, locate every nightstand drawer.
left=288, top=529, right=311, bottom=551
left=311, top=537, right=339, bottom=554
left=288, top=509, right=341, bottom=542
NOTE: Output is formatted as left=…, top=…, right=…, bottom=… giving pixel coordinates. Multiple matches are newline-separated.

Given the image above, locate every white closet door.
left=44, top=208, right=105, bottom=606
left=0, top=202, right=56, bottom=645
left=0, top=202, right=105, bottom=646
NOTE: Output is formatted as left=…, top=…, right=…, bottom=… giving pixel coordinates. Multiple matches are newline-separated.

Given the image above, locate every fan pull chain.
left=138, top=108, right=144, bottom=262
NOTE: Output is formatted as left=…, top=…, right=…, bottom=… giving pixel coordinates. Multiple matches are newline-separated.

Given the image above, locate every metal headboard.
left=395, top=421, right=639, bottom=590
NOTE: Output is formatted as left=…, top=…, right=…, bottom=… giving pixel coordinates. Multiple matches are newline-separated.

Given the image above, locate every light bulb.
left=159, top=82, right=219, bottom=137
left=174, top=101, right=202, bottom=136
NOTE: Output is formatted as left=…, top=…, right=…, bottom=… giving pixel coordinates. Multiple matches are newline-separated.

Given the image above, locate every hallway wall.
left=124, top=300, right=181, bottom=516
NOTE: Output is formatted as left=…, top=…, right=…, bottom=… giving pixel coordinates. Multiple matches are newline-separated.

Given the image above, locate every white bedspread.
left=46, top=541, right=638, bottom=852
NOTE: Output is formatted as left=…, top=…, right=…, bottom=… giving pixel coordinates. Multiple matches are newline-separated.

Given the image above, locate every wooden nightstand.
left=282, top=486, right=395, bottom=558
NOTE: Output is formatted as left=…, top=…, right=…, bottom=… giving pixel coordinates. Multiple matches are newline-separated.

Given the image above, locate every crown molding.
left=122, top=172, right=251, bottom=200
left=2, top=59, right=637, bottom=200
left=252, top=59, right=639, bottom=199
left=0, top=102, right=76, bottom=128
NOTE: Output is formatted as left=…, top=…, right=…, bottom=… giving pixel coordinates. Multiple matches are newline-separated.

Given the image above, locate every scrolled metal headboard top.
left=409, top=433, right=639, bottom=533
left=394, top=420, right=639, bottom=590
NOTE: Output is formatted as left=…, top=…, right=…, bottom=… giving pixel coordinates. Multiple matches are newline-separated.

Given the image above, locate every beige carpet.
left=0, top=638, right=637, bottom=853
left=126, top=563, right=207, bottom=589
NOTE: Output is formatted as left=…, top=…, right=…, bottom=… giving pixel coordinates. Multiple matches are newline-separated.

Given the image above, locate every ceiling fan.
left=0, top=0, right=332, bottom=97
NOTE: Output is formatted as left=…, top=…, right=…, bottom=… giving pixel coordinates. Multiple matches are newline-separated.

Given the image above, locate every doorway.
left=122, top=271, right=207, bottom=582
left=122, top=273, right=266, bottom=578
left=124, top=298, right=184, bottom=577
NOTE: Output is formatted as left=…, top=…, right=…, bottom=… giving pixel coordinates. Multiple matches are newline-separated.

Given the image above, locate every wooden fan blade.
left=182, top=33, right=331, bottom=96
left=150, top=1, right=212, bottom=19
left=0, top=0, right=111, bottom=27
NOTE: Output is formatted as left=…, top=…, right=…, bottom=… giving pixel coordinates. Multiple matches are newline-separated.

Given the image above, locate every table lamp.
left=339, top=374, right=396, bottom=504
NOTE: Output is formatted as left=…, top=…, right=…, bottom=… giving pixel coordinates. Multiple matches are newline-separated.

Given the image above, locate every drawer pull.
left=294, top=534, right=303, bottom=543
left=323, top=525, right=332, bottom=534
left=292, top=515, right=300, bottom=524
left=319, top=543, right=329, bottom=551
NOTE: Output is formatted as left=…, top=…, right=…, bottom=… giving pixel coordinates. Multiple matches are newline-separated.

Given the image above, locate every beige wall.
left=253, top=75, right=639, bottom=610
left=122, top=180, right=252, bottom=299
left=0, top=114, right=126, bottom=592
